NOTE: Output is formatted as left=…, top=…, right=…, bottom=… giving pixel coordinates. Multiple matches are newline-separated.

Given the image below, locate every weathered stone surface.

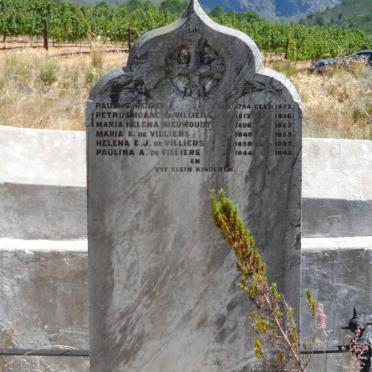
left=0, top=184, right=86, bottom=240
left=2, top=238, right=372, bottom=371
left=0, top=356, right=89, bottom=372
left=302, top=139, right=372, bottom=201
left=302, top=138, right=372, bottom=238
left=306, top=352, right=353, bottom=372
left=0, top=127, right=371, bottom=371
left=87, top=1, right=301, bottom=371
left=1, top=122, right=371, bottom=240
left=302, top=198, right=372, bottom=238
left=0, top=125, right=86, bottom=240
left=0, top=125, right=86, bottom=187
left=0, top=239, right=89, bottom=372
left=302, top=237, right=372, bottom=370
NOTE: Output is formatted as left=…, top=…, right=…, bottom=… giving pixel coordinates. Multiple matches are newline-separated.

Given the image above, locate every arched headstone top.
left=123, top=0, right=300, bottom=104
left=130, top=0, right=262, bottom=72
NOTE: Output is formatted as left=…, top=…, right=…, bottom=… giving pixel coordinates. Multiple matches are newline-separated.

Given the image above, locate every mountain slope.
left=202, top=0, right=342, bottom=18
left=66, top=0, right=344, bottom=19
left=302, top=0, right=372, bottom=34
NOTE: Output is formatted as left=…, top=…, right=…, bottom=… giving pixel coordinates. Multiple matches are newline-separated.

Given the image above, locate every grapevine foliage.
left=0, top=0, right=370, bottom=60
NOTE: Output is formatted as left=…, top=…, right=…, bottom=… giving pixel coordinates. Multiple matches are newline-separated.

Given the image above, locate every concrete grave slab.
left=301, top=236, right=372, bottom=371
left=0, top=125, right=87, bottom=240
left=2, top=237, right=372, bottom=371
left=302, top=139, right=372, bottom=238
left=1, top=124, right=371, bottom=240
left=0, top=239, right=89, bottom=372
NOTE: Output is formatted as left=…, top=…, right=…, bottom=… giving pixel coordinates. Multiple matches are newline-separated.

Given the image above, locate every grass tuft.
left=90, top=43, right=104, bottom=69
left=271, top=60, right=297, bottom=77
left=37, top=59, right=59, bottom=88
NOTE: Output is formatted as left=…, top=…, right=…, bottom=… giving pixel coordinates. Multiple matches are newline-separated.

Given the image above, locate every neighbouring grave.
left=86, top=1, right=302, bottom=370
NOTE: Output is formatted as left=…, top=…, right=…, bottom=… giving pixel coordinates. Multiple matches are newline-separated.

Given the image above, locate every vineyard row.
left=0, top=0, right=371, bottom=61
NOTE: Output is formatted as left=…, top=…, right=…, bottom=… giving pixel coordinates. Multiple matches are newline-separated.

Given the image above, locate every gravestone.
left=86, top=1, right=302, bottom=370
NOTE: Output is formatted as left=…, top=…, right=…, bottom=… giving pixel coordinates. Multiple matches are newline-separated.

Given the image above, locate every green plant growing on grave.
left=211, top=189, right=317, bottom=371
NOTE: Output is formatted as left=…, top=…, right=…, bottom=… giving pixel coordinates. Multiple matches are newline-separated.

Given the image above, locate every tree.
left=159, top=0, right=187, bottom=14
left=209, top=6, right=224, bottom=19
left=126, top=0, right=153, bottom=13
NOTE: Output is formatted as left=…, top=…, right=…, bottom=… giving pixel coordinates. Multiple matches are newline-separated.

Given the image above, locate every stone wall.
left=0, top=124, right=371, bottom=371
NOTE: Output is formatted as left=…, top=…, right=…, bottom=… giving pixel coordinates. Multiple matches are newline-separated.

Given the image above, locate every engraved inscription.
left=91, top=102, right=234, bottom=173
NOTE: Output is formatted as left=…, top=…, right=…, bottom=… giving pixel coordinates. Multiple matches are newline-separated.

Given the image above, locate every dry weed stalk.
left=349, top=330, right=370, bottom=372
left=211, top=189, right=318, bottom=371
left=90, top=42, right=104, bottom=70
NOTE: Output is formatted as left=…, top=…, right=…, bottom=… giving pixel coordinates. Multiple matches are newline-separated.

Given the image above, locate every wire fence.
left=0, top=348, right=343, bottom=358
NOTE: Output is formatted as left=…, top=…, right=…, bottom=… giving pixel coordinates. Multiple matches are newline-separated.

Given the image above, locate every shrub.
left=211, top=189, right=317, bottom=371
left=37, top=60, right=59, bottom=88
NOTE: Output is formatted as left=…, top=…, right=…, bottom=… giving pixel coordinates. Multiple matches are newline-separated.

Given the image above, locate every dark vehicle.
left=308, top=58, right=341, bottom=74
left=356, top=49, right=372, bottom=65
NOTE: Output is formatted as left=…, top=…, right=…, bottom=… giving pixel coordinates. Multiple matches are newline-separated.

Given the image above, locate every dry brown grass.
left=0, top=49, right=371, bottom=139
left=289, top=64, right=372, bottom=140
left=0, top=48, right=126, bottom=130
